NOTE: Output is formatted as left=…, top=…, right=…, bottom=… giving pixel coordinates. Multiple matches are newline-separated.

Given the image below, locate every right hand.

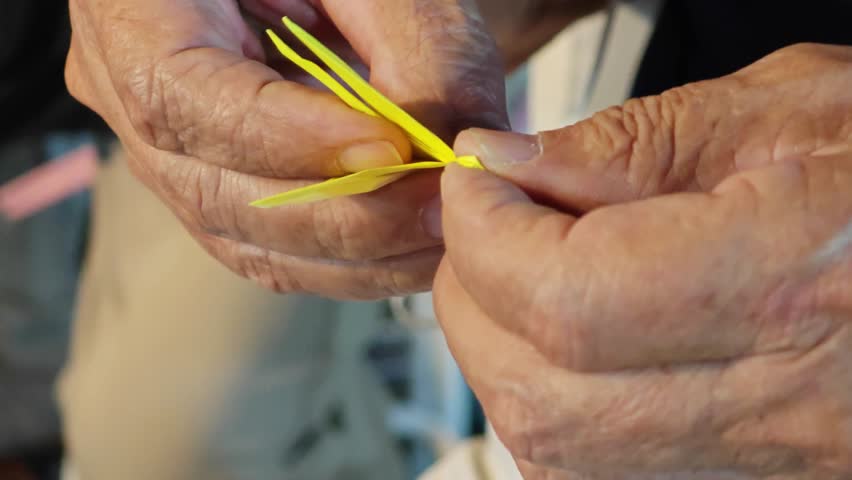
left=66, top=0, right=508, bottom=299
left=434, top=43, right=852, bottom=480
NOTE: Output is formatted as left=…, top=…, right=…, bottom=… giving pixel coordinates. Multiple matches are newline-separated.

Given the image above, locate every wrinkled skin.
left=66, top=0, right=508, bottom=299
left=434, top=44, right=852, bottom=479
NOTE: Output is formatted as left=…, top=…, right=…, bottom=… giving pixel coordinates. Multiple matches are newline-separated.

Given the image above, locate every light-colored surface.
left=529, top=1, right=660, bottom=131
left=528, top=9, right=611, bottom=130
left=59, top=152, right=402, bottom=480
left=585, top=0, right=662, bottom=113
left=417, top=425, right=521, bottom=480
left=417, top=439, right=484, bottom=480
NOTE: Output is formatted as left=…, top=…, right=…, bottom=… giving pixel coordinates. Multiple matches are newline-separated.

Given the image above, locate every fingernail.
left=420, top=195, right=443, bottom=239
left=455, top=129, right=540, bottom=172
left=338, top=141, right=404, bottom=173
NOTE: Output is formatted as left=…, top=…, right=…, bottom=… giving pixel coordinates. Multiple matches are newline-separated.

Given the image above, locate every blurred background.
left=0, top=2, right=658, bottom=479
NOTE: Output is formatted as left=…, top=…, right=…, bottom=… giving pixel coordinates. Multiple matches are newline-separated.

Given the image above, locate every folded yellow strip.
left=250, top=17, right=483, bottom=208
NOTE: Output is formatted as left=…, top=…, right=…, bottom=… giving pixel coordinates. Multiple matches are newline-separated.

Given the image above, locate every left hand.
left=67, top=0, right=507, bottom=299
left=433, top=44, right=852, bottom=479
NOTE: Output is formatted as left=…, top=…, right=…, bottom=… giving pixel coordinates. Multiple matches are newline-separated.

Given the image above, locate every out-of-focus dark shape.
left=0, top=2, right=106, bottom=146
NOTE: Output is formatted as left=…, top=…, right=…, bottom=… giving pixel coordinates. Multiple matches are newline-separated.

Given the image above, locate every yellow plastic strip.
left=265, top=30, right=377, bottom=117
left=250, top=18, right=484, bottom=208
left=251, top=156, right=482, bottom=208
left=282, top=17, right=457, bottom=163
left=251, top=161, right=447, bottom=207
left=456, top=155, right=485, bottom=170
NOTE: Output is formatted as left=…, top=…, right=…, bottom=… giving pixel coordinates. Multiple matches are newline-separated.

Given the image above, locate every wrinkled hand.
left=66, top=0, right=507, bottom=299
left=433, top=44, right=852, bottom=479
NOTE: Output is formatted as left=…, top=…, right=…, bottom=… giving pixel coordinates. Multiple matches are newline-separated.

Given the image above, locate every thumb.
left=455, top=87, right=727, bottom=212
left=318, top=0, right=510, bottom=136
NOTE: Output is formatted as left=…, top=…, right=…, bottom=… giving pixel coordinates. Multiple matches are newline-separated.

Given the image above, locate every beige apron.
left=59, top=152, right=403, bottom=480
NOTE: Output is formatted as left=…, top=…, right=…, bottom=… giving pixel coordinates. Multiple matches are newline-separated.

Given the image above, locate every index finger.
left=72, top=0, right=412, bottom=178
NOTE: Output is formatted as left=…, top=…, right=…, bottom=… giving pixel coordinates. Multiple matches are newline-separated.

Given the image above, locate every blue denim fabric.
left=0, top=134, right=94, bottom=457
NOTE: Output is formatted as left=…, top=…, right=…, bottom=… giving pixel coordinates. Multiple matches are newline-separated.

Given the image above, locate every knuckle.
left=378, top=257, right=438, bottom=297
left=545, top=313, right=596, bottom=372
left=642, top=84, right=712, bottom=194
left=310, top=201, right=381, bottom=261
left=335, top=279, right=395, bottom=302
left=64, top=37, right=83, bottom=91
left=193, top=166, right=236, bottom=238
left=64, top=58, right=87, bottom=105
left=522, top=286, right=589, bottom=370
left=64, top=36, right=99, bottom=113
left=600, top=396, right=655, bottom=441
left=489, top=388, right=591, bottom=468
left=571, top=104, right=637, bottom=171
left=573, top=84, right=708, bottom=198
left=226, top=242, right=299, bottom=294
left=148, top=157, right=232, bottom=238
left=746, top=43, right=852, bottom=81
left=121, top=61, right=167, bottom=148
left=488, top=393, right=543, bottom=464
left=620, top=95, right=675, bottom=196
left=568, top=96, right=673, bottom=199
left=121, top=55, right=189, bottom=152
left=241, top=256, right=294, bottom=293
left=712, top=167, right=768, bottom=202
left=186, top=165, right=254, bottom=245
left=339, top=257, right=437, bottom=300
left=486, top=378, right=672, bottom=468
left=773, top=42, right=825, bottom=59
left=586, top=388, right=675, bottom=466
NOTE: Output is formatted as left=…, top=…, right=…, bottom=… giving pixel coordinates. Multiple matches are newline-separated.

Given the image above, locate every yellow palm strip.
left=250, top=161, right=448, bottom=207
left=282, top=17, right=457, bottom=163
left=251, top=18, right=483, bottom=208
left=265, top=29, right=377, bottom=118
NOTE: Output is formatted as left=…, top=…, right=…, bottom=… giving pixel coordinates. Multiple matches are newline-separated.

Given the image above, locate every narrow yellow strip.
left=265, top=29, right=377, bottom=117
left=251, top=161, right=448, bottom=207
left=250, top=18, right=485, bottom=208
left=281, top=17, right=457, bottom=163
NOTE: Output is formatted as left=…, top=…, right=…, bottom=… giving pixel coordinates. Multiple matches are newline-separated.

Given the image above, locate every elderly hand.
left=66, top=0, right=507, bottom=299
left=433, top=44, right=852, bottom=479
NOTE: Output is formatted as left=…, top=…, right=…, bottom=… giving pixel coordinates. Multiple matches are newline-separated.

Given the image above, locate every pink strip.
left=0, top=144, right=99, bottom=221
